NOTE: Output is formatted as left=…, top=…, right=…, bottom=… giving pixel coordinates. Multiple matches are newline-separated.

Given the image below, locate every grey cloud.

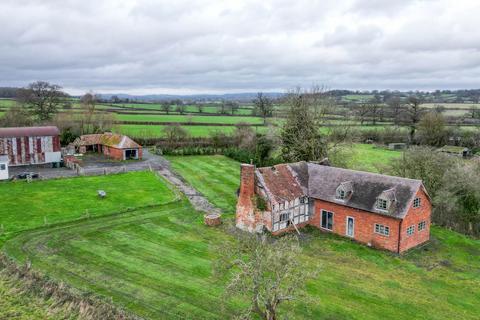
left=0, top=0, right=479, bottom=94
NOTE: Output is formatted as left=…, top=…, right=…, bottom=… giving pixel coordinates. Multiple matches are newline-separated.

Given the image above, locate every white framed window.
left=376, top=198, right=388, bottom=210
left=418, top=221, right=426, bottom=231
left=346, top=216, right=355, bottom=237
left=279, top=212, right=289, bottom=222
left=0, top=164, right=5, bottom=170
left=336, top=189, right=346, bottom=200
left=374, top=223, right=390, bottom=236
left=413, top=197, right=421, bottom=208
left=407, top=225, right=415, bottom=236
left=321, top=210, right=334, bottom=230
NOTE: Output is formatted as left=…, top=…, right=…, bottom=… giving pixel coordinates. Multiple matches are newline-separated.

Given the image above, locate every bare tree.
left=16, top=81, right=68, bottom=121
left=216, top=233, right=317, bottom=320
left=253, top=92, right=274, bottom=125
left=386, top=96, right=402, bottom=125
left=218, top=101, right=228, bottom=114
left=176, top=104, right=186, bottom=115
left=417, top=112, right=448, bottom=146
left=355, top=103, right=370, bottom=125
left=402, top=96, right=424, bottom=143
left=367, top=100, right=383, bottom=125
left=163, top=124, right=189, bottom=144
left=161, top=102, right=172, bottom=114
left=229, top=101, right=240, bottom=115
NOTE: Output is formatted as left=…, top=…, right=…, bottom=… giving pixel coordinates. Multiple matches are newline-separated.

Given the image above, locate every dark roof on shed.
left=256, top=161, right=424, bottom=219
left=0, top=126, right=59, bottom=138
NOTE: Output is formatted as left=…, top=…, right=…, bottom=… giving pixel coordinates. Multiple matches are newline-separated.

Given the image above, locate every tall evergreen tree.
left=281, top=91, right=327, bottom=162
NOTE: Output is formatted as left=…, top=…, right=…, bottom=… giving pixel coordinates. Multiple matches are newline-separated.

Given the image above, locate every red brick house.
left=236, top=162, right=431, bottom=253
left=72, top=133, right=142, bottom=161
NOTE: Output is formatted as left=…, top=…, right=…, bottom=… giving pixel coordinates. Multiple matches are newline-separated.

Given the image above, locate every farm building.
left=0, top=126, right=61, bottom=166
left=72, top=133, right=142, bottom=161
left=438, top=145, right=471, bottom=158
left=0, top=155, right=8, bottom=180
left=388, top=143, right=407, bottom=150
left=236, top=162, right=431, bottom=253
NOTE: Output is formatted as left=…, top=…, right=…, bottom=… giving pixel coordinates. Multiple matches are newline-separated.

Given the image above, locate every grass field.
left=165, top=155, right=480, bottom=319
left=0, top=99, right=15, bottom=108
left=116, top=114, right=264, bottom=124
left=167, top=155, right=240, bottom=213
left=1, top=156, right=480, bottom=319
left=346, top=144, right=402, bottom=172
left=0, top=172, right=175, bottom=245
left=109, top=103, right=254, bottom=115
left=114, top=124, right=269, bottom=138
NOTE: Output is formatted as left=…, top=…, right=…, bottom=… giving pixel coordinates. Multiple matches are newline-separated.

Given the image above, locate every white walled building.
left=0, top=155, right=9, bottom=180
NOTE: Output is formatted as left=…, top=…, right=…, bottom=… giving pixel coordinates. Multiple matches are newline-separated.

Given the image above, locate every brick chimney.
left=239, top=164, right=255, bottom=198
left=236, top=164, right=261, bottom=232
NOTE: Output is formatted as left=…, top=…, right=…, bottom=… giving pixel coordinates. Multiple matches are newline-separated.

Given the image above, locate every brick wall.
left=103, top=146, right=124, bottom=160
left=236, top=164, right=264, bottom=232
left=398, top=188, right=431, bottom=253
left=310, top=199, right=402, bottom=252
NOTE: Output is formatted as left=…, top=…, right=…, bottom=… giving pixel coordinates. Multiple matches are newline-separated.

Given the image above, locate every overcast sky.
left=1, top=0, right=479, bottom=95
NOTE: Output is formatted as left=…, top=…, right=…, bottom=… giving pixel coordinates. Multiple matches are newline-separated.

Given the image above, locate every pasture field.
left=0, top=171, right=174, bottom=245
left=109, top=103, right=254, bottom=115
left=114, top=124, right=269, bottom=138
left=422, top=103, right=480, bottom=109
left=345, top=143, right=402, bottom=172
left=0, top=99, right=15, bottom=108
left=116, top=114, right=264, bottom=124
left=1, top=156, right=480, bottom=319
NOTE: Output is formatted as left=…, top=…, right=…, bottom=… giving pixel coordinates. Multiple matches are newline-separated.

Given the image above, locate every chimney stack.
left=239, top=164, right=255, bottom=198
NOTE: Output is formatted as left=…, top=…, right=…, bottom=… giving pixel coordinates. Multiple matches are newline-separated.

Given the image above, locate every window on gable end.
left=413, top=197, right=421, bottom=208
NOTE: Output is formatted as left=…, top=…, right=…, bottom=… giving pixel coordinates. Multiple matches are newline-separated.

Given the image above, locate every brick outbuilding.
left=72, top=133, right=142, bottom=161
left=236, top=162, right=432, bottom=253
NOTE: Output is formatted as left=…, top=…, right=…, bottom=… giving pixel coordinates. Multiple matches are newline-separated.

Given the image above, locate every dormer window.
left=376, top=198, right=388, bottom=210
left=336, top=181, right=353, bottom=201
left=376, top=188, right=396, bottom=211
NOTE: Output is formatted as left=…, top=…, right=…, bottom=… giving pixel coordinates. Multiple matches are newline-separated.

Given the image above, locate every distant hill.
left=96, top=92, right=285, bottom=103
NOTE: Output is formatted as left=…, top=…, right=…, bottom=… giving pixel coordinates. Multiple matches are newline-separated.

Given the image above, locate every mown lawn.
left=0, top=171, right=175, bottom=245
left=165, top=155, right=480, bottom=319
left=167, top=155, right=240, bottom=213
left=1, top=157, right=480, bottom=320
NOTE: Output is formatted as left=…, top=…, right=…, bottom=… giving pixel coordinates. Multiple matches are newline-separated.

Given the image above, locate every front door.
left=346, top=216, right=354, bottom=237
